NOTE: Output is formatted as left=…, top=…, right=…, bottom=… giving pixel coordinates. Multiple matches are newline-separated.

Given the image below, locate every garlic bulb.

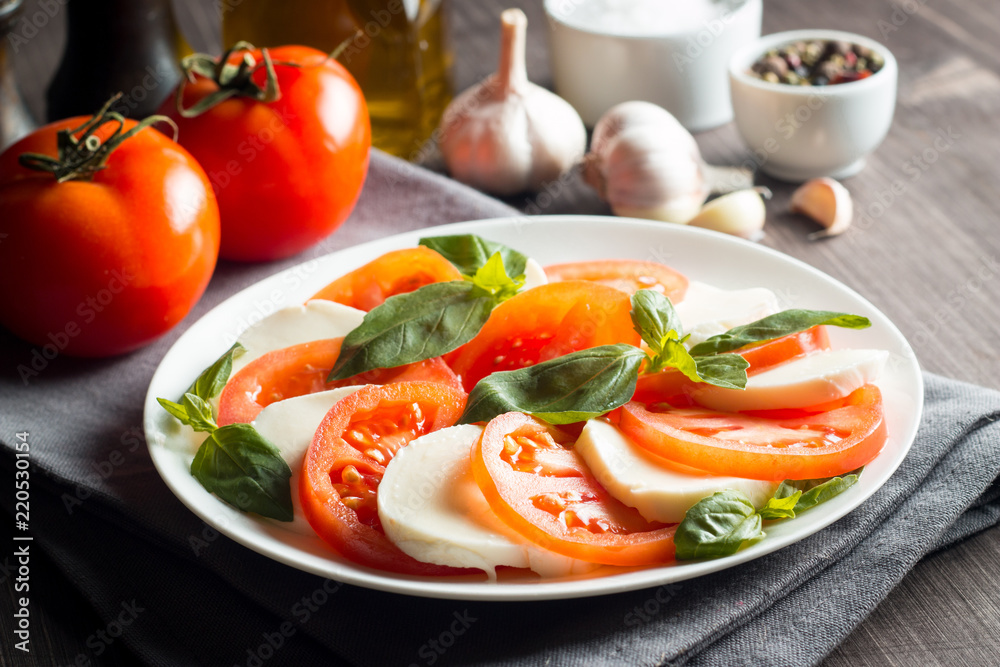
left=583, top=101, right=752, bottom=223
left=687, top=187, right=772, bottom=241
left=438, top=9, right=586, bottom=196
left=790, top=177, right=854, bottom=240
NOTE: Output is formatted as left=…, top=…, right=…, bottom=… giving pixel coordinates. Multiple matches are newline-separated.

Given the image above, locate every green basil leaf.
left=459, top=344, right=647, bottom=425
left=181, top=393, right=218, bottom=433
left=655, top=337, right=701, bottom=382
left=776, top=468, right=862, bottom=514
left=188, top=342, right=245, bottom=400
left=688, top=310, right=872, bottom=357
left=419, top=234, right=528, bottom=279
left=190, top=423, right=293, bottom=522
left=758, top=489, right=802, bottom=520
left=329, top=281, right=493, bottom=381
left=469, top=252, right=524, bottom=303
left=156, top=397, right=190, bottom=424
left=630, top=289, right=683, bottom=353
left=693, top=354, right=750, bottom=389
left=675, top=490, right=765, bottom=560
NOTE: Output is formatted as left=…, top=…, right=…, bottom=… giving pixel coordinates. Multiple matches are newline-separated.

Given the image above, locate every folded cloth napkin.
left=3, top=150, right=1000, bottom=667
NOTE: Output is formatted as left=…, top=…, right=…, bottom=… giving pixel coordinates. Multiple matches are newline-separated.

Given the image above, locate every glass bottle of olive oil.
left=223, top=0, right=453, bottom=160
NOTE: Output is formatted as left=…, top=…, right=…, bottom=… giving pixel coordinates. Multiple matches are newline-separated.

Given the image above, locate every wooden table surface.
left=5, top=0, right=1000, bottom=665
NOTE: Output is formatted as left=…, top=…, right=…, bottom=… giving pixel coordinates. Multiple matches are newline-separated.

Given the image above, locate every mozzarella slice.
left=522, top=257, right=548, bottom=291
left=576, top=420, right=778, bottom=524
left=251, top=386, right=362, bottom=534
left=377, top=425, right=597, bottom=580
left=691, top=348, right=889, bottom=412
left=675, top=281, right=780, bottom=347
left=232, top=300, right=365, bottom=376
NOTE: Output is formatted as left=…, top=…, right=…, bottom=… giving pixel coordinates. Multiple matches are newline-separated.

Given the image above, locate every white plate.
left=143, top=215, right=923, bottom=601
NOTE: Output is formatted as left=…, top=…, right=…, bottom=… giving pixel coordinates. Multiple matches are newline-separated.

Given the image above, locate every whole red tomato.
left=0, top=109, right=220, bottom=358
left=161, top=45, right=371, bottom=262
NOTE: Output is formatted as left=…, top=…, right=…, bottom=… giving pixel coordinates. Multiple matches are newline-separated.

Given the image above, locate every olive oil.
left=223, top=0, right=453, bottom=159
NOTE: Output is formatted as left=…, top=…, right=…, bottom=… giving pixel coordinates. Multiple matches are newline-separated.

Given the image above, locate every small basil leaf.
left=693, top=354, right=750, bottom=390
left=630, top=289, right=683, bottom=353
left=459, top=344, right=647, bottom=425
left=190, top=423, right=293, bottom=522
left=329, top=281, right=493, bottom=381
left=419, top=234, right=528, bottom=279
left=688, top=310, right=872, bottom=357
left=777, top=468, right=862, bottom=513
left=656, top=337, right=701, bottom=382
left=188, top=342, right=245, bottom=400
left=758, top=489, right=802, bottom=520
left=469, top=252, right=524, bottom=303
left=182, top=393, right=218, bottom=433
left=675, top=490, right=765, bottom=560
left=157, top=397, right=190, bottom=423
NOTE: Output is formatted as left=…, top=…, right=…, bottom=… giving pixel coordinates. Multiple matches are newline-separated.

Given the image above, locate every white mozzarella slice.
left=522, top=257, right=548, bottom=291
left=251, top=386, right=362, bottom=534
left=691, top=348, right=889, bottom=412
left=576, top=420, right=778, bottom=524
left=674, top=281, right=780, bottom=347
left=377, top=425, right=597, bottom=580
left=232, top=300, right=365, bottom=376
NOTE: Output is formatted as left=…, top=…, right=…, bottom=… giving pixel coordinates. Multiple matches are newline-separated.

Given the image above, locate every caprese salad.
left=158, top=234, right=888, bottom=580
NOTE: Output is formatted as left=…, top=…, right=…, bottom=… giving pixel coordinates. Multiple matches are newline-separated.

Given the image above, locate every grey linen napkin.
left=2, top=150, right=1000, bottom=667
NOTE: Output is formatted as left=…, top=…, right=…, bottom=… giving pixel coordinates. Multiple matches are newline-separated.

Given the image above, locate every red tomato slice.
left=217, top=338, right=462, bottom=425
left=310, top=247, right=462, bottom=311
left=448, top=281, right=641, bottom=391
left=619, top=384, right=887, bottom=481
left=300, top=382, right=475, bottom=575
left=472, top=412, right=676, bottom=566
left=632, top=326, right=832, bottom=404
left=543, top=259, right=688, bottom=303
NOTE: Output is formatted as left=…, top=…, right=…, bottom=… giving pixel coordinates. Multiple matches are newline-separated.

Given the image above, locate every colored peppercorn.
left=749, top=39, right=883, bottom=86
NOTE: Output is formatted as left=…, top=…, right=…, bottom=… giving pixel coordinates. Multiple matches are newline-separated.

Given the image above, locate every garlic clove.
left=790, top=177, right=854, bottom=240
left=687, top=187, right=772, bottom=241
left=437, top=8, right=586, bottom=196
left=600, top=126, right=710, bottom=224
left=589, top=100, right=698, bottom=161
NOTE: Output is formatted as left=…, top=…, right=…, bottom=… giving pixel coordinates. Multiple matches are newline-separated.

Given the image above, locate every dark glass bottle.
left=46, top=0, right=184, bottom=120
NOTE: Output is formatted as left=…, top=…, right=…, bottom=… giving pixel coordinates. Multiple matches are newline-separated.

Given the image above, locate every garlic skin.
left=688, top=188, right=772, bottom=241
left=790, top=177, right=854, bottom=239
left=438, top=9, right=586, bottom=196
left=583, top=101, right=752, bottom=223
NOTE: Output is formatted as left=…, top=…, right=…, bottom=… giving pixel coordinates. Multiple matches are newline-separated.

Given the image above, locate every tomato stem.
left=175, top=41, right=284, bottom=118
left=17, top=93, right=177, bottom=183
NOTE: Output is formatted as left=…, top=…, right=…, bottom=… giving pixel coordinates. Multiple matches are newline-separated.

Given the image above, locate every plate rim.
left=143, top=214, right=924, bottom=601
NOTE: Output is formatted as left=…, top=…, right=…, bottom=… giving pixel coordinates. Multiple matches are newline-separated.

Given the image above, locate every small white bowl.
left=544, top=0, right=762, bottom=131
left=728, top=29, right=898, bottom=182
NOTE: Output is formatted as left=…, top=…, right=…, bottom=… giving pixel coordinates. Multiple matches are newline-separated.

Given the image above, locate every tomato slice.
left=619, top=384, right=887, bottom=481
left=300, top=382, right=475, bottom=575
left=632, top=326, right=832, bottom=404
left=472, top=413, right=676, bottom=566
left=447, top=281, right=641, bottom=391
left=310, top=247, right=462, bottom=311
left=543, top=259, right=688, bottom=303
left=217, top=338, right=462, bottom=425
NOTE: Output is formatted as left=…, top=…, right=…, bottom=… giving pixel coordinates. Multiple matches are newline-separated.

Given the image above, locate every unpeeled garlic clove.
left=687, top=187, right=772, bottom=241
left=582, top=101, right=753, bottom=224
left=790, top=177, right=854, bottom=240
left=438, top=8, right=586, bottom=195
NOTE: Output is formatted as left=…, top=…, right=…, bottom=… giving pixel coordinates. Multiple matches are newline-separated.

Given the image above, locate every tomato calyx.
left=17, top=94, right=178, bottom=183
left=176, top=41, right=284, bottom=118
